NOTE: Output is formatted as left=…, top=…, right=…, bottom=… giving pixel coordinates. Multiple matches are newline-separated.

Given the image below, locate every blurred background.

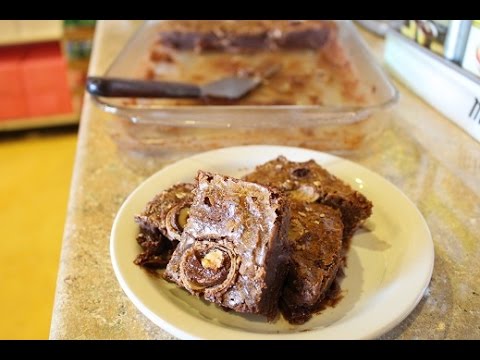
left=0, top=20, right=95, bottom=339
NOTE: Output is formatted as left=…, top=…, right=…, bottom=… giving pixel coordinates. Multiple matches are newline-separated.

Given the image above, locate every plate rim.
left=110, top=144, right=434, bottom=340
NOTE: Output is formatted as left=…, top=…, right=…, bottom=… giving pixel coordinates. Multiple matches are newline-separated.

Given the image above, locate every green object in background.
left=63, top=20, right=96, bottom=61
left=66, top=40, right=93, bottom=60
left=64, top=20, right=96, bottom=27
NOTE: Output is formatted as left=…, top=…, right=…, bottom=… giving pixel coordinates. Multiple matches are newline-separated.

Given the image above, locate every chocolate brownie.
left=134, top=183, right=194, bottom=269
left=164, top=171, right=290, bottom=319
left=134, top=183, right=194, bottom=241
left=243, top=156, right=372, bottom=242
left=156, top=20, right=337, bottom=53
left=281, top=202, right=343, bottom=324
left=134, top=229, right=177, bottom=269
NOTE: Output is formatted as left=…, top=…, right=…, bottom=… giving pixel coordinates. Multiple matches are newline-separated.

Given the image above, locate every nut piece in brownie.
left=156, top=20, right=337, bottom=53
left=243, top=156, right=372, bottom=242
left=281, top=202, right=343, bottom=324
left=164, top=171, right=290, bottom=319
left=134, top=183, right=194, bottom=269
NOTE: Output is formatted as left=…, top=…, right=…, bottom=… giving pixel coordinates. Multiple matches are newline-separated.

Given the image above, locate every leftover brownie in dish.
left=156, top=20, right=337, bottom=53
left=141, top=20, right=369, bottom=107
left=164, top=171, right=290, bottom=320
left=243, top=156, right=372, bottom=243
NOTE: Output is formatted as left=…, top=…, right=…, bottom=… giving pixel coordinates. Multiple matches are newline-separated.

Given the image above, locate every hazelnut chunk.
left=201, top=249, right=224, bottom=270
left=289, top=185, right=320, bottom=203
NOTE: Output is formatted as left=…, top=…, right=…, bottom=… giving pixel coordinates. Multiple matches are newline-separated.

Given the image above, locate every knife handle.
left=86, top=77, right=202, bottom=98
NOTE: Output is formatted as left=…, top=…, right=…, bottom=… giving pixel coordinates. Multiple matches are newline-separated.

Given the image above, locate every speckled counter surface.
left=49, top=21, right=480, bottom=339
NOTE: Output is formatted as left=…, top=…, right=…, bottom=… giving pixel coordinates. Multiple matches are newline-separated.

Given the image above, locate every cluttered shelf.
left=381, top=20, right=480, bottom=143
left=0, top=20, right=95, bottom=131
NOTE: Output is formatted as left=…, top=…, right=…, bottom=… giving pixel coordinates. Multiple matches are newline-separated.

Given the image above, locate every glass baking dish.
left=93, top=20, right=398, bottom=155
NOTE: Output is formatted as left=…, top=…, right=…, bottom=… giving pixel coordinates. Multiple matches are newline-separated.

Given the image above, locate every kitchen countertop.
left=49, top=20, right=480, bottom=339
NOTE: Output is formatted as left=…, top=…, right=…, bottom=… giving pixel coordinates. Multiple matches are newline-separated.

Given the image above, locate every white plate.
left=111, top=145, right=434, bottom=339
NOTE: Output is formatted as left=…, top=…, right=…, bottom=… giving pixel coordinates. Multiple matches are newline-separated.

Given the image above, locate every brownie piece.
left=134, top=229, right=177, bottom=269
left=164, top=171, right=290, bottom=319
left=134, top=183, right=194, bottom=241
left=134, top=183, right=194, bottom=269
left=243, top=156, right=372, bottom=242
left=281, top=202, right=343, bottom=324
left=156, top=20, right=337, bottom=53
